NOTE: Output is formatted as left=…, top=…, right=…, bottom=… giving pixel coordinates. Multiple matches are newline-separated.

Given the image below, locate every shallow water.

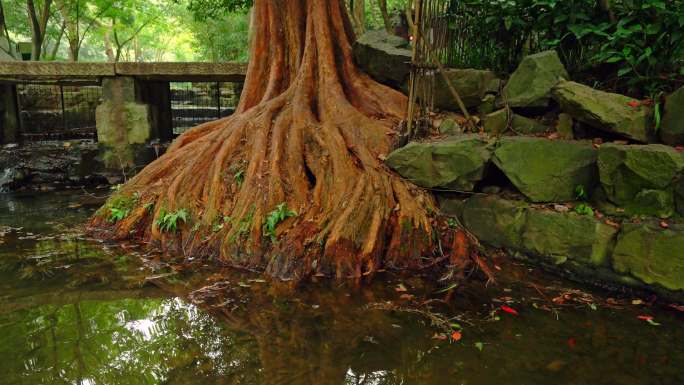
left=0, top=191, right=682, bottom=385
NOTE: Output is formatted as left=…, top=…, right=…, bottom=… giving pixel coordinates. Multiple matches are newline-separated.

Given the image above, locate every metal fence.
left=170, top=82, right=242, bottom=135
left=16, top=84, right=101, bottom=141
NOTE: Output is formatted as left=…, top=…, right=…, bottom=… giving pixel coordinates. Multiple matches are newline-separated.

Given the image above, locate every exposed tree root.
left=89, top=0, right=479, bottom=282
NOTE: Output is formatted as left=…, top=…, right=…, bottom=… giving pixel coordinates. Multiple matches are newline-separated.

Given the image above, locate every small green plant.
left=108, top=207, right=130, bottom=223
left=263, top=203, right=297, bottom=242
left=234, top=169, right=245, bottom=187
left=104, top=193, right=139, bottom=223
left=575, top=184, right=588, bottom=201
left=212, top=215, right=231, bottom=232
left=446, top=217, right=459, bottom=229
left=155, top=208, right=189, bottom=233
left=575, top=203, right=594, bottom=216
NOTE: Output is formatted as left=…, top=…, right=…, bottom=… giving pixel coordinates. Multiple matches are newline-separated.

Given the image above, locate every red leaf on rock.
left=500, top=305, right=519, bottom=316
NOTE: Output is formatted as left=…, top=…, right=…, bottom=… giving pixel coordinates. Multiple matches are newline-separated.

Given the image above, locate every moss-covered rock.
left=613, top=222, right=684, bottom=291
left=521, top=209, right=618, bottom=267
left=598, top=143, right=684, bottom=217
left=556, top=113, right=574, bottom=139
left=386, top=135, right=492, bottom=190
left=434, top=68, right=500, bottom=110
left=492, top=137, right=597, bottom=202
left=483, top=109, right=548, bottom=135
left=460, top=195, right=528, bottom=249
left=353, top=30, right=411, bottom=89
left=552, top=81, right=654, bottom=142
left=504, top=50, right=569, bottom=108
left=660, top=86, right=684, bottom=145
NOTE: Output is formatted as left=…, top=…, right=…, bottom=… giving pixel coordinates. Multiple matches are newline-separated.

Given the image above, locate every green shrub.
left=446, top=0, right=684, bottom=94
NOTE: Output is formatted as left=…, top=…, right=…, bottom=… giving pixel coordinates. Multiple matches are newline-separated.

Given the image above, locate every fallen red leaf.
left=500, top=305, right=519, bottom=316
left=627, top=100, right=641, bottom=108
left=567, top=338, right=576, bottom=349
left=451, top=331, right=462, bottom=341
left=660, top=221, right=669, bottom=229
left=637, top=315, right=654, bottom=321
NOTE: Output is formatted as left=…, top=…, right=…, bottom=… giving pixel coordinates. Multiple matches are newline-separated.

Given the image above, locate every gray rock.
left=552, top=81, right=654, bottom=142
left=434, top=68, right=500, bottom=110
left=483, top=109, right=548, bottom=135
left=660, top=86, right=684, bottom=145
left=353, top=30, right=411, bottom=88
left=386, top=134, right=492, bottom=190
left=613, top=222, right=684, bottom=291
left=598, top=143, right=684, bottom=217
left=504, top=50, right=569, bottom=108
left=492, top=137, right=597, bottom=202
left=556, top=113, right=574, bottom=139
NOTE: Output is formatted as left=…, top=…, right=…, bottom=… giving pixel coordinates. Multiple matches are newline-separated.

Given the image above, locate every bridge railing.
left=0, top=61, right=248, bottom=145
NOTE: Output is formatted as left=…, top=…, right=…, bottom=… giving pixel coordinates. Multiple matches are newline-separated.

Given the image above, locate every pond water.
left=0, top=191, right=683, bottom=385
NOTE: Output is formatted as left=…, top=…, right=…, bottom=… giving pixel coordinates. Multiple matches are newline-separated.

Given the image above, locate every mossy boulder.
left=521, top=209, right=618, bottom=267
left=660, top=86, right=684, bottom=145
left=483, top=109, right=548, bottom=135
left=434, top=69, right=500, bottom=110
left=353, top=30, right=411, bottom=89
left=552, top=81, right=654, bottom=142
left=613, top=222, right=684, bottom=291
left=492, top=137, right=598, bottom=202
left=598, top=143, right=684, bottom=217
left=504, top=50, right=569, bottom=108
left=460, top=195, right=528, bottom=249
left=385, top=134, right=492, bottom=190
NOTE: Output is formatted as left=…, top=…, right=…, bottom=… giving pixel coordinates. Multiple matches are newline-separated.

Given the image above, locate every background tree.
left=26, top=0, right=52, bottom=59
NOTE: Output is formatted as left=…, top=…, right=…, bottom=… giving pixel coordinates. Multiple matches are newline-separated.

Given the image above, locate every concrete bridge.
left=0, top=61, right=247, bottom=171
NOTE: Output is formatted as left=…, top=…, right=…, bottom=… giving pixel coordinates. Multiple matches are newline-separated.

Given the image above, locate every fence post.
left=60, top=84, right=67, bottom=133
left=0, top=84, right=20, bottom=144
left=216, top=81, right=221, bottom=119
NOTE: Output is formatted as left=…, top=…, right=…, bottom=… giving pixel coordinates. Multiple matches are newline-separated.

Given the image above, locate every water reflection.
left=0, top=192, right=683, bottom=385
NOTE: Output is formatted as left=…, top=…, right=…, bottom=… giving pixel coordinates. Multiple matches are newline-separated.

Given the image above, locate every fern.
left=155, top=208, right=189, bottom=233
left=263, top=203, right=297, bottom=242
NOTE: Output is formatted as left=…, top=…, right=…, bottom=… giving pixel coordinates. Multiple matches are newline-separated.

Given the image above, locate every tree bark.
left=90, top=0, right=464, bottom=282
left=377, top=0, right=392, bottom=33
left=54, top=0, right=80, bottom=61
left=350, top=0, right=365, bottom=36
left=49, top=20, right=65, bottom=59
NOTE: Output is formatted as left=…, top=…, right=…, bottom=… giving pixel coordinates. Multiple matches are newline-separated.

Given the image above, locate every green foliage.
left=212, top=215, right=231, bottom=232
left=263, top=203, right=297, bottom=242
left=234, top=169, right=245, bottom=187
left=183, top=0, right=252, bottom=20
left=104, top=193, right=139, bottom=223
left=449, top=0, right=684, bottom=94
left=575, top=203, right=594, bottom=216
left=228, top=205, right=255, bottom=243
left=574, top=184, right=594, bottom=215
left=154, top=208, right=189, bottom=233
left=575, top=184, right=588, bottom=201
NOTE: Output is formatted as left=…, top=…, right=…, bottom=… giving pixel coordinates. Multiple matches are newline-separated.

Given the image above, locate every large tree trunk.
left=90, top=0, right=461, bottom=281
